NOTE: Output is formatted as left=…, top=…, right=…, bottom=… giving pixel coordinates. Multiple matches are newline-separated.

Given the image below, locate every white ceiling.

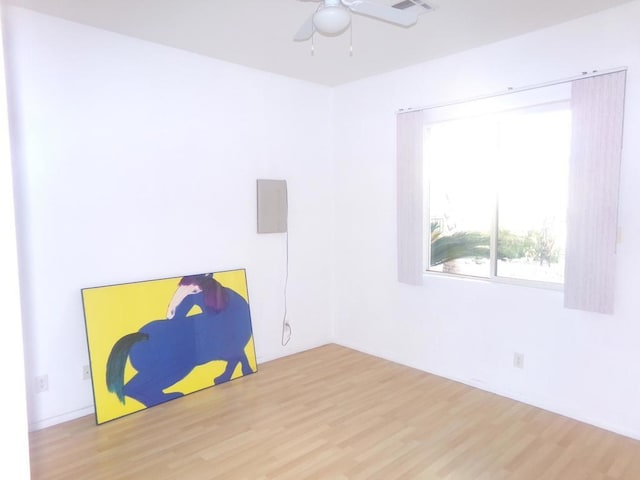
left=4, top=0, right=635, bottom=86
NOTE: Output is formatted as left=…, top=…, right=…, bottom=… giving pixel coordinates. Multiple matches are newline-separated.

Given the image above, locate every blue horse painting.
left=106, top=273, right=256, bottom=408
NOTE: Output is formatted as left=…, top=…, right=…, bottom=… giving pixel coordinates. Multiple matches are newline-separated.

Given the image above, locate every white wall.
left=4, top=7, right=335, bottom=430
left=332, top=1, right=640, bottom=439
left=0, top=7, right=31, bottom=477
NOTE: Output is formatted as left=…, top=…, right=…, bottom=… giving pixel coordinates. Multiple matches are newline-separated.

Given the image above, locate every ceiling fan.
left=293, top=0, right=419, bottom=41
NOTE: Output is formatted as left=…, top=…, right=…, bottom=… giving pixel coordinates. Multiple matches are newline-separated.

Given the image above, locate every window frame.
left=421, top=100, right=572, bottom=290
left=397, top=68, right=626, bottom=314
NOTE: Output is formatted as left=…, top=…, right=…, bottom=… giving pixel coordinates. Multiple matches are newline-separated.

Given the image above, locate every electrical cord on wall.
left=257, top=178, right=291, bottom=346
left=281, top=195, right=291, bottom=346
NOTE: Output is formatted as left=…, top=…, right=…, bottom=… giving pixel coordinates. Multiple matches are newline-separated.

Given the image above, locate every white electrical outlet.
left=82, top=364, right=91, bottom=381
left=35, top=374, right=48, bottom=393
left=513, top=352, right=524, bottom=369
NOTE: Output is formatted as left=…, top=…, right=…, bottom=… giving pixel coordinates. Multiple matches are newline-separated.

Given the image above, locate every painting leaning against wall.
left=81, top=269, right=257, bottom=424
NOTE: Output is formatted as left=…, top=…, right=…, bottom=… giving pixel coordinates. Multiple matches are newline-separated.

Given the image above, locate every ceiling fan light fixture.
left=313, top=6, right=351, bottom=36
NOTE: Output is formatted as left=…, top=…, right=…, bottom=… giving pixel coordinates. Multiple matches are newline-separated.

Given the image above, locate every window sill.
left=423, top=270, right=564, bottom=292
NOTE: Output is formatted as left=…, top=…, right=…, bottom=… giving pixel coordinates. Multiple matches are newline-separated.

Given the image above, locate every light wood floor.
left=30, top=344, right=640, bottom=479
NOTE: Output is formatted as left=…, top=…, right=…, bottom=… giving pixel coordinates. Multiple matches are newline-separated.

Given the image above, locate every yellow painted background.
left=82, top=269, right=257, bottom=424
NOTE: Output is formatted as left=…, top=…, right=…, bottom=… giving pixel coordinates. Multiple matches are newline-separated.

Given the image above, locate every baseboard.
left=29, top=405, right=95, bottom=431
left=256, top=340, right=332, bottom=364
left=29, top=340, right=332, bottom=432
left=333, top=340, right=640, bottom=442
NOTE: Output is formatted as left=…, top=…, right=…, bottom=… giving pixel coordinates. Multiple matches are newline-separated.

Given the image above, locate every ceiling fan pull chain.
left=349, top=21, right=353, bottom=56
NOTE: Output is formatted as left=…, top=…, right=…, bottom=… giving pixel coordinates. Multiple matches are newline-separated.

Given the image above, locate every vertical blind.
left=397, top=70, right=626, bottom=314
left=564, top=70, right=626, bottom=314
left=397, top=110, right=424, bottom=286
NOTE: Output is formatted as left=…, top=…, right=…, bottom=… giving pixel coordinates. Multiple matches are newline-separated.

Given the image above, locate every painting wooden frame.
left=82, top=269, right=257, bottom=424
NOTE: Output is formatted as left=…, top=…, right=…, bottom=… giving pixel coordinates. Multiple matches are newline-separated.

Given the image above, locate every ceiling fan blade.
left=293, top=14, right=315, bottom=41
left=347, top=0, right=418, bottom=27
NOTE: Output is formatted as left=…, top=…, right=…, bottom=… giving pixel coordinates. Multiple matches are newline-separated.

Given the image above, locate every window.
left=425, top=101, right=572, bottom=285
left=397, top=70, right=626, bottom=313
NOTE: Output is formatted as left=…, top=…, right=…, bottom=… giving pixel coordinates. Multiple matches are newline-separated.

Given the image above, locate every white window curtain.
left=397, top=110, right=424, bottom=286
left=564, top=70, right=626, bottom=314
